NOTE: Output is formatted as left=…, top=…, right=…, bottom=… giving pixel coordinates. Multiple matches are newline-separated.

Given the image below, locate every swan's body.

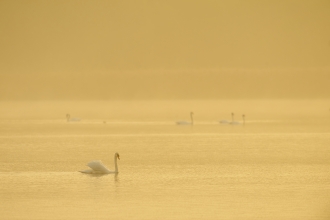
left=80, top=152, right=120, bottom=174
left=176, top=112, right=194, bottom=125
left=176, top=121, right=192, bottom=125
left=229, top=121, right=240, bottom=125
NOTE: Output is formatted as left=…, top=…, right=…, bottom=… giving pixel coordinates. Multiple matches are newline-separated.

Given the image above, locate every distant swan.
left=176, top=112, right=194, bottom=125
left=219, top=112, right=233, bottom=124
left=229, top=112, right=240, bottom=125
left=66, top=114, right=81, bottom=122
left=80, top=152, right=120, bottom=174
left=220, top=113, right=244, bottom=125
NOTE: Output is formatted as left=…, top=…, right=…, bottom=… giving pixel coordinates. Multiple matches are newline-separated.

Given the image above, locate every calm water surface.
left=0, top=100, right=330, bottom=219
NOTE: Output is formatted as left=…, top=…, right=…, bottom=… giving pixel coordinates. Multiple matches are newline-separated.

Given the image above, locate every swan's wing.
left=87, top=160, right=110, bottom=173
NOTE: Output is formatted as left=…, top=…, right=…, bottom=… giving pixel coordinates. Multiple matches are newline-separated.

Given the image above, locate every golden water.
left=0, top=100, right=330, bottom=219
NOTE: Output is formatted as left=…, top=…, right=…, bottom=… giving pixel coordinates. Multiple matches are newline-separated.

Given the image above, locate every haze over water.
left=1, top=100, right=330, bottom=220
left=1, top=1, right=330, bottom=219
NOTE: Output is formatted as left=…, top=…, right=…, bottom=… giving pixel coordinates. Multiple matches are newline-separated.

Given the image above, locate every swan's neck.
left=66, top=114, right=70, bottom=122
left=114, top=154, right=118, bottom=173
left=190, top=114, right=194, bottom=125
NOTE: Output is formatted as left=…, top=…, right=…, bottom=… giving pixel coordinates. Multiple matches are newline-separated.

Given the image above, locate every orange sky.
left=0, top=0, right=329, bottom=99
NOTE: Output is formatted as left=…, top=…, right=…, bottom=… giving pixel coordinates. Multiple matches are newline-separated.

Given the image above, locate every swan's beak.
left=117, top=155, right=120, bottom=160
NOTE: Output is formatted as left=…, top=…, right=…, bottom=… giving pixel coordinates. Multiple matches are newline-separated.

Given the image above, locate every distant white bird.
left=220, top=112, right=245, bottom=125
left=229, top=112, right=240, bottom=125
left=80, top=152, right=120, bottom=174
left=66, top=114, right=81, bottom=122
left=176, top=112, right=194, bottom=125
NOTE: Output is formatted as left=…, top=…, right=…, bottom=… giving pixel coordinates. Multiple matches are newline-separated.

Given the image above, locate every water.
left=0, top=100, right=330, bottom=219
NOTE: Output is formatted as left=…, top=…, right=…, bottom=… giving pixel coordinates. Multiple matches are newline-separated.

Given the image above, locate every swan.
left=80, top=152, right=120, bottom=174
left=66, top=114, right=81, bottom=122
left=220, top=113, right=245, bottom=125
left=176, top=112, right=194, bottom=125
left=229, top=112, right=240, bottom=125
left=219, top=112, right=233, bottom=124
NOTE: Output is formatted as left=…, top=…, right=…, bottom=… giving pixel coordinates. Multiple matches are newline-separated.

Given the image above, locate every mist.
left=0, top=0, right=329, bottom=100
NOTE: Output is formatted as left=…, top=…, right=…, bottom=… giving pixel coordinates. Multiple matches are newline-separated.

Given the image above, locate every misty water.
left=1, top=100, right=330, bottom=220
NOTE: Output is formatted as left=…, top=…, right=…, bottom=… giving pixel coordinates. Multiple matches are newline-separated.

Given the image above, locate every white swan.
left=66, top=114, right=81, bottom=122
left=80, top=152, right=120, bottom=174
left=220, top=112, right=243, bottom=125
left=219, top=112, right=233, bottom=124
left=229, top=112, right=240, bottom=125
left=176, top=112, right=194, bottom=125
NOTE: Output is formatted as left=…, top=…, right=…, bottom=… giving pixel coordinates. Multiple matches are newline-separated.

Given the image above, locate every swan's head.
left=115, top=152, right=120, bottom=160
